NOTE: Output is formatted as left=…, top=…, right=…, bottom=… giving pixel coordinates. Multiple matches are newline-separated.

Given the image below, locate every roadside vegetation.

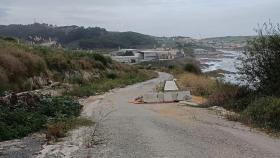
left=0, top=94, right=88, bottom=141
left=0, top=37, right=156, bottom=95
left=0, top=37, right=157, bottom=141
left=143, top=23, right=280, bottom=133
left=139, top=56, right=200, bottom=74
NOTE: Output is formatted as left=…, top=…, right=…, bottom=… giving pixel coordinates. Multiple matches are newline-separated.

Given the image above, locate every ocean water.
left=198, top=50, right=243, bottom=84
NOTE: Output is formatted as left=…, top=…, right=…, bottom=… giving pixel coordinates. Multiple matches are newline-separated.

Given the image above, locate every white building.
left=110, top=48, right=184, bottom=63
left=111, top=49, right=144, bottom=63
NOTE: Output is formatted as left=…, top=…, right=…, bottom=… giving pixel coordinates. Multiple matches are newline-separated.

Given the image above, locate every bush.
left=242, top=96, right=280, bottom=131
left=206, top=82, right=251, bottom=111
left=67, top=84, right=96, bottom=97
left=3, top=37, right=17, bottom=43
left=106, top=72, right=118, bottom=79
left=184, top=63, right=201, bottom=74
left=0, top=53, right=27, bottom=81
left=0, top=95, right=83, bottom=141
left=168, top=65, right=175, bottom=69
left=0, top=106, right=47, bottom=141
left=46, top=54, right=72, bottom=71
left=239, top=22, right=280, bottom=96
left=39, top=95, right=82, bottom=118
left=90, top=53, right=108, bottom=66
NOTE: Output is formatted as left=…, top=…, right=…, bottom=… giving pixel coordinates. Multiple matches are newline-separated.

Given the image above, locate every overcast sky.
left=0, top=0, right=279, bottom=38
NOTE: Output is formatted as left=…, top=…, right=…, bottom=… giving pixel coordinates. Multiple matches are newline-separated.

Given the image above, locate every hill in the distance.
left=0, top=23, right=157, bottom=49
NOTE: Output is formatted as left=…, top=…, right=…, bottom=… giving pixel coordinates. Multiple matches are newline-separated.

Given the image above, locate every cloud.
left=0, top=8, right=8, bottom=17
left=0, top=0, right=280, bottom=37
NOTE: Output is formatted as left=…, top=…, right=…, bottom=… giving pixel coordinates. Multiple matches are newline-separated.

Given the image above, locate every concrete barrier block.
left=143, top=93, right=159, bottom=103
left=177, top=91, right=191, bottom=101
left=164, top=92, right=178, bottom=102
left=158, top=92, right=164, bottom=102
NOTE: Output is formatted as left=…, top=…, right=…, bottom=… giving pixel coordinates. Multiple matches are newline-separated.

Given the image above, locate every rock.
left=209, top=106, right=239, bottom=119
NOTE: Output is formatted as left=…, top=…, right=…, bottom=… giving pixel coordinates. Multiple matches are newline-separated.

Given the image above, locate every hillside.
left=0, top=23, right=157, bottom=49
left=0, top=37, right=156, bottom=95
left=0, top=37, right=157, bottom=142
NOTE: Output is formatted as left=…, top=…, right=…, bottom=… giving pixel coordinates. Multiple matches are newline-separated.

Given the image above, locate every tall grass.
left=177, top=73, right=216, bottom=96
left=67, top=70, right=157, bottom=97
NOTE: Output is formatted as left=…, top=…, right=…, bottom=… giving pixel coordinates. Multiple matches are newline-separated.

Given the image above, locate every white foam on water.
left=199, top=50, right=243, bottom=84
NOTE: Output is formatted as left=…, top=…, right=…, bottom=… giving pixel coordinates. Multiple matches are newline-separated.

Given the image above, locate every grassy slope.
left=0, top=38, right=157, bottom=95
left=0, top=38, right=157, bottom=141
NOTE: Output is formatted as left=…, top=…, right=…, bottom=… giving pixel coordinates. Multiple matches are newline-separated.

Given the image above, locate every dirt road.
left=39, top=72, right=280, bottom=158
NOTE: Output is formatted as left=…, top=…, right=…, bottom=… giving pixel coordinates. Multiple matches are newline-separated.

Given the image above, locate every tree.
left=239, top=22, right=280, bottom=96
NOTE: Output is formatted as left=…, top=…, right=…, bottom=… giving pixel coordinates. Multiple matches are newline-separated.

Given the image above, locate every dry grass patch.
left=177, top=73, right=216, bottom=96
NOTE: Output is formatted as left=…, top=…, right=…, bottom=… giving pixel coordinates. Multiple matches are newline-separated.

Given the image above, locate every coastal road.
left=39, top=72, right=280, bottom=158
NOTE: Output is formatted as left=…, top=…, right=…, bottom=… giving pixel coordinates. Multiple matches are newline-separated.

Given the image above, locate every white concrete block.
left=164, top=81, right=179, bottom=91
left=177, top=91, right=191, bottom=101
left=143, top=93, right=159, bottom=103
left=164, top=92, right=178, bottom=102
left=158, top=92, right=164, bottom=102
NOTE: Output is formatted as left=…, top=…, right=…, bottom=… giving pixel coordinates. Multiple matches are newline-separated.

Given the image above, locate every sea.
left=197, top=50, right=243, bottom=84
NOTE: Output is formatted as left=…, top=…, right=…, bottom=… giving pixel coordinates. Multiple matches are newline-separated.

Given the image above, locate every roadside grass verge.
left=176, top=72, right=280, bottom=134
left=66, top=70, right=158, bottom=97
left=240, top=97, right=280, bottom=133
left=176, top=73, right=216, bottom=97
left=205, top=83, right=280, bottom=134
left=46, top=117, right=94, bottom=142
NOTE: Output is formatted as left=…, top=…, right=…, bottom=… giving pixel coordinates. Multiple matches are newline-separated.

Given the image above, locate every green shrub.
left=90, top=53, right=108, bottom=66
left=39, top=95, right=82, bottom=118
left=242, top=96, right=280, bottom=131
left=239, top=23, right=280, bottom=96
left=184, top=63, right=201, bottom=74
left=93, top=60, right=105, bottom=69
left=168, top=65, right=175, bottom=69
left=46, top=54, right=72, bottom=71
left=0, top=95, right=83, bottom=141
left=206, top=82, right=251, bottom=111
left=106, top=72, right=118, bottom=79
left=3, top=37, right=17, bottom=43
left=0, top=106, right=47, bottom=140
left=67, top=84, right=96, bottom=97
left=69, top=73, right=85, bottom=84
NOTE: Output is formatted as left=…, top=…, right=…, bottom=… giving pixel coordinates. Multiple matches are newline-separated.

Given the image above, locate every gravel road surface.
left=81, top=72, right=280, bottom=158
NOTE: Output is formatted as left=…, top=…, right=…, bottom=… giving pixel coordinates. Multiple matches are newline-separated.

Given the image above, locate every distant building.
left=141, top=51, right=159, bottom=61
left=111, top=49, right=144, bottom=64
left=110, top=48, right=184, bottom=64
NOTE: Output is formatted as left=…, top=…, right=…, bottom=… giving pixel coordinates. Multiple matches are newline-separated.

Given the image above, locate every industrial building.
left=111, top=48, right=184, bottom=64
